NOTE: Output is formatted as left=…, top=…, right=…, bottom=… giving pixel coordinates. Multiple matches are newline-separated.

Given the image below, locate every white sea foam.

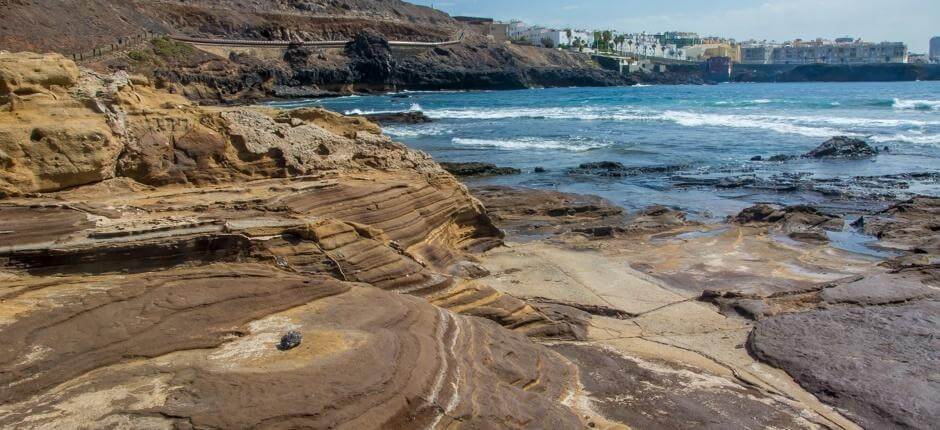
left=382, top=124, right=452, bottom=137
left=892, top=98, right=940, bottom=111
left=870, top=133, right=940, bottom=146
left=452, top=137, right=607, bottom=151
left=425, top=106, right=649, bottom=121
left=660, top=111, right=853, bottom=138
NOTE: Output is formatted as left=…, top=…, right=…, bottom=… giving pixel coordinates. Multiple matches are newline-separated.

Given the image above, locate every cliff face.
left=733, top=63, right=940, bottom=83
left=0, top=0, right=456, bottom=53
left=112, top=31, right=633, bottom=104
left=1, top=0, right=633, bottom=103
left=0, top=52, right=591, bottom=428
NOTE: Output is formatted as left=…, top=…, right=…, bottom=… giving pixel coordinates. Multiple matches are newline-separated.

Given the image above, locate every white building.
left=610, top=33, right=687, bottom=60
left=741, top=39, right=908, bottom=64
left=506, top=22, right=594, bottom=49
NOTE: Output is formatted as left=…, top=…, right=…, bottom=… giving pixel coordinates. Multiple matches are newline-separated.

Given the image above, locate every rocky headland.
left=2, top=51, right=938, bottom=429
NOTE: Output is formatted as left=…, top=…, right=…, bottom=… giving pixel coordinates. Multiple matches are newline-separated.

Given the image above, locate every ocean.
left=269, top=81, right=940, bottom=220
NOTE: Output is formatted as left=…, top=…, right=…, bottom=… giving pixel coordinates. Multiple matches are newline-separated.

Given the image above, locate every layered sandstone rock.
left=0, top=53, right=590, bottom=428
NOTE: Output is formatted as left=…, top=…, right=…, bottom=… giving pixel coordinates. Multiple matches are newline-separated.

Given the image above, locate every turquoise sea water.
left=270, top=82, right=940, bottom=220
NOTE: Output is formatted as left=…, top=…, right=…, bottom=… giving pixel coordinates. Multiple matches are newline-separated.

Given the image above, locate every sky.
left=409, top=0, right=939, bottom=52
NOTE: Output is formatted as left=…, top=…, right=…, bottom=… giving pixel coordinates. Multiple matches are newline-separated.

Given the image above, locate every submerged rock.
left=568, top=162, right=687, bottom=177
left=803, top=136, right=878, bottom=159
left=439, top=162, right=521, bottom=176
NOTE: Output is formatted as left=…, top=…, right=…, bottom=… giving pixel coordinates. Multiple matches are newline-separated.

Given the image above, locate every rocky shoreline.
left=2, top=52, right=938, bottom=429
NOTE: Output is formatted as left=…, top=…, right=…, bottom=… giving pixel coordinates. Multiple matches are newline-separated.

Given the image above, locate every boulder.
left=0, top=51, right=79, bottom=97
left=345, top=30, right=393, bottom=83
left=803, top=136, right=878, bottom=159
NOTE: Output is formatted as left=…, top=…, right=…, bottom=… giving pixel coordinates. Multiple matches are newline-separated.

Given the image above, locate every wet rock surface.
left=856, top=197, right=940, bottom=254
left=568, top=161, right=688, bottom=178
left=803, top=136, right=879, bottom=159
left=439, top=162, right=521, bottom=177
left=470, top=185, right=626, bottom=237
left=354, top=110, right=433, bottom=125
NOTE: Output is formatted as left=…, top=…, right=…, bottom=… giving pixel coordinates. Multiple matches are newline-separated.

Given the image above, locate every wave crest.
left=451, top=137, right=608, bottom=151
left=892, top=98, right=940, bottom=111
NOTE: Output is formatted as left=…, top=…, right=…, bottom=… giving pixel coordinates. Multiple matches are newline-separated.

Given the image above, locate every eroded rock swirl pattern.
left=0, top=52, right=582, bottom=429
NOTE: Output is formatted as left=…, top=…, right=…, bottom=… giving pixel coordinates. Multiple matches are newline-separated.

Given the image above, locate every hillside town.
left=458, top=16, right=934, bottom=68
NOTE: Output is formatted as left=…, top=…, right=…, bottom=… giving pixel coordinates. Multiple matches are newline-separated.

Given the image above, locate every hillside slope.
left=0, top=0, right=456, bottom=53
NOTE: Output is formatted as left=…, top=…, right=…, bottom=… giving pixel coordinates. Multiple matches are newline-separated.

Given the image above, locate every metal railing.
left=68, top=31, right=164, bottom=61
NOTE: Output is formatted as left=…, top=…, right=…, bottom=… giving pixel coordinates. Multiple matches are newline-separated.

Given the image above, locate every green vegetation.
left=127, top=49, right=149, bottom=62
left=151, top=37, right=195, bottom=60
left=126, top=37, right=195, bottom=65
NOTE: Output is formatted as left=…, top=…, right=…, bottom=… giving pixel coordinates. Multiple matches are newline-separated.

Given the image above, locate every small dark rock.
left=788, top=230, right=830, bottom=243
left=573, top=226, right=620, bottom=237
left=767, top=154, right=796, bottom=162
left=750, top=155, right=763, bottom=161
left=533, top=166, right=547, bottom=173
left=578, top=161, right=625, bottom=170
left=277, top=331, right=302, bottom=351
left=803, top=136, right=878, bottom=159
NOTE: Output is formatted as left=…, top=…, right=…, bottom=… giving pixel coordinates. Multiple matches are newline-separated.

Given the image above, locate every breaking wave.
left=451, top=137, right=608, bottom=151
left=425, top=106, right=649, bottom=121
left=659, top=111, right=854, bottom=138
left=892, top=99, right=940, bottom=111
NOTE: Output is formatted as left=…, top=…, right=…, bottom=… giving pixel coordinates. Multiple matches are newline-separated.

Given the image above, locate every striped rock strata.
left=0, top=53, right=589, bottom=428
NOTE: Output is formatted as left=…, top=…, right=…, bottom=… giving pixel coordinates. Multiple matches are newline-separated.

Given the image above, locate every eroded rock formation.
left=0, top=52, right=591, bottom=428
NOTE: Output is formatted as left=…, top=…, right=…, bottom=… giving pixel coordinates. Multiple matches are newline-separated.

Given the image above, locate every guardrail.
left=168, top=30, right=464, bottom=49
left=68, top=31, right=164, bottom=61
left=68, top=30, right=464, bottom=62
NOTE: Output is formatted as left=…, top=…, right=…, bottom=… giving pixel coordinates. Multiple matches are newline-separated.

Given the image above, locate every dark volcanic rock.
left=803, top=136, right=878, bottom=159
left=354, top=111, right=433, bottom=125
left=439, top=162, right=521, bottom=177
left=733, top=204, right=841, bottom=229
left=857, top=197, right=940, bottom=254
left=277, top=331, right=303, bottom=351
left=768, top=154, right=797, bottom=162
left=748, top=301, right=940, bottom=429
left=470, top=186, right=626, bottom=237
left=568, top=162, right=687, bottom=178
left=345, top=30, right=393, bottom=83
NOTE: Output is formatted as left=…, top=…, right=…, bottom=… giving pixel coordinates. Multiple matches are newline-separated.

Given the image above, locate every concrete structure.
left=457, top=17, right=508, bottom=43
left=740, top=39, right=908, bottom=64
left=685, top=43, right=740, bottom=62
left=931, top=37, right=940, bottom=61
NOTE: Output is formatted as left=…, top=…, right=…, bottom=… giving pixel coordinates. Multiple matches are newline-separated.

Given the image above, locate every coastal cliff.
left=0, top=0, right=635, bottom=103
